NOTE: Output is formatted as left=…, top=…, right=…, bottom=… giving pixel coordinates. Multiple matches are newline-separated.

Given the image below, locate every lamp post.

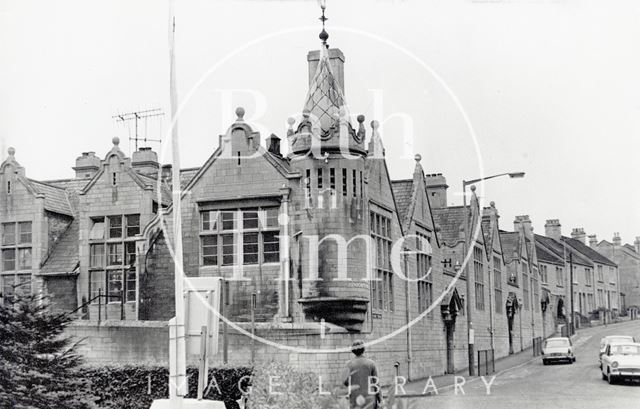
left=462, top=171, right=525, bottom=376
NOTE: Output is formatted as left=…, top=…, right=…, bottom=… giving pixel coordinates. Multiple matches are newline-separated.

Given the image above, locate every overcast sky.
left=1, top=0, right=639, bottom=244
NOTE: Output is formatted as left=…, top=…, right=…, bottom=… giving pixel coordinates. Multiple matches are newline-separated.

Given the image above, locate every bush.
left=84, top=365, right=252, bottom=409
left=245, top=362, right=348, bottom=409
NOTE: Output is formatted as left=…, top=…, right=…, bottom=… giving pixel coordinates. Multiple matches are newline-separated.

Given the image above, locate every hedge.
left=83, top=365, right=252, bottom=409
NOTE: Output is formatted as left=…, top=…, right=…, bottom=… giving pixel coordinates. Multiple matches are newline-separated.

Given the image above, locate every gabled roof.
left=535, top=234, right=592, bottom=267
left=29, top=180, right=74, bottom=217
left=432, top=206, right=466, bottom=246
left=499, top=231, right=520, bottom=262
left=535, top=240, right=564, bottom=265
left=562, top=237, right=617, bottom=267
left=40, top=219, right=79, bottom=275
left=390, top=179, right=413, bottom=229
left=136, top=172, right=172, bottom=205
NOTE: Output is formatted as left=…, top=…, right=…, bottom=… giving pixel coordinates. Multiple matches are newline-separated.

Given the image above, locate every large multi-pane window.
left=370, top=212, right=393, bottom=312
left=597, top=265, right=604, bottom=282
left=200, top=207, right=280, bottom=267
left=1, top=222, right=32, bottom=304
left=474, top=246, right=485, bottom=310
left=416, top=232, right=432, bottom=314
left=493, top=255, right=502, bottom=314
left=585, top=268, right=593, bottom=286
left=88, top=215, right=139, bottom=304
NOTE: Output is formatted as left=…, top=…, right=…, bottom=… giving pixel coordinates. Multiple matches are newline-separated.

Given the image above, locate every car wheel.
left=608, top=371, right=616, bottom=385
left=572, top=357, right=576, bottom=363
left=543, top=360, right=548, bottom=366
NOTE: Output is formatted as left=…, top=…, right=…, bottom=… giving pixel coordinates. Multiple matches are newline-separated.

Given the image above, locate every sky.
left=1, top=0, right=639, bottom=245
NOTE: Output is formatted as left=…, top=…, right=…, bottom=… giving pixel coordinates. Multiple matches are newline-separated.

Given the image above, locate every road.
left=405, top=319, right=640, bottom=409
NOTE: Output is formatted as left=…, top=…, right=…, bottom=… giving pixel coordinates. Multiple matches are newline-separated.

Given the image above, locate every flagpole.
left=169, top=0, right=187, bottom=404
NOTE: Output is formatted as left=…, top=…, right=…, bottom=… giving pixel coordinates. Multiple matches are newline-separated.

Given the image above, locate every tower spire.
left=318, top=0, right=329, bottom=48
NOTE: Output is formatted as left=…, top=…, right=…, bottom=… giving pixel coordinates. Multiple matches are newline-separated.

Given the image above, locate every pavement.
left=389, top=319, right=640, bottom=408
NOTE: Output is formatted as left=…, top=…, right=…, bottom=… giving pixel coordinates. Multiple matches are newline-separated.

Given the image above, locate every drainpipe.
left=280, top=187, right=291, bottom=319
left=404, top=253, right=412, bottom=380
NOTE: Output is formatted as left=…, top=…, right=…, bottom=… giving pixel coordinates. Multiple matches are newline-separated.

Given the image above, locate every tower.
left=287, top=4, right=370, bottom=331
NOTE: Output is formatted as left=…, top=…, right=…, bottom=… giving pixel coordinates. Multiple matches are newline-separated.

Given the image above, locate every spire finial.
left=318, top=0, right=329, bottom=48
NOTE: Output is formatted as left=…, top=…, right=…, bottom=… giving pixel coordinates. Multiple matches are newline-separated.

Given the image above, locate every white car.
left=601, top=342, right=640, bottom=384
left=542, top=337, right=575, bottom=365
left=599, top=335, right=635, bottom=369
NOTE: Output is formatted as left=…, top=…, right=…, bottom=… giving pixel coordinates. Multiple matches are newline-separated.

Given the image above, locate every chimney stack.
left=425, top=173, right=448, bottom=208
left=613, top=232, right=621, bottom=246
left=514, top=215, right=533, bottom=239
left=571, top=228, right=586, bottom=244
left=635, top=237, right=640, bottom=253
left=131, top=147, right=159, bottom=177
left=73, top=152, right=101, bottom=179
left=266, top=134, right=281, bottom=156
left=545, top=219, right=562, bottom=241
left=588, top=234, right=597, bottom=248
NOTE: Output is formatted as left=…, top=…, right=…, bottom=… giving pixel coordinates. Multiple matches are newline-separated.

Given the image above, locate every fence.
left=477, top=349, right=495, bottom=376
left=532, top=337, right=543, bottom=356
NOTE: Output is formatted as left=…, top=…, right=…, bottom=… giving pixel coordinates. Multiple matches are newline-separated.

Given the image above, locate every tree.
left=0, top=294, right=96, bottom=408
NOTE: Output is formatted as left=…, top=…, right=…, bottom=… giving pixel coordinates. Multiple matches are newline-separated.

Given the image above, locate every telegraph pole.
left=569, top=252, right=575, bottom=336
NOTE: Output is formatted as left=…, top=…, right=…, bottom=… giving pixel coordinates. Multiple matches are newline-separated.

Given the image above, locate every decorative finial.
left=356, top=115, right=366, bottom=141
left=470, top=185, right=476, bottom=192
left=490, top=201, right=495, bottom=207
left=287, top=117, right=296, bottom=136
left=414, top=153, right=422, bottom=162
left=112, top=136, right=120, bottom=146
left=7, top=147, right=15, bottom=157
left=236, top=107, right=245, bottom=121
left=318, top=0, right=329, bottom=47
left=371, top=120, right=379, bottom=130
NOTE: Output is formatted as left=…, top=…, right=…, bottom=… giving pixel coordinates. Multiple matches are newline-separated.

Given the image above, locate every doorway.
left=445, top=321, right=455, bottom=374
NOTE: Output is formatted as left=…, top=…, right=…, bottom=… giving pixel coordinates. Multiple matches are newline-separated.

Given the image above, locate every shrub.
left=84, top=365, right=252, bottom=409
left=245, top=362, right=348, bottom=409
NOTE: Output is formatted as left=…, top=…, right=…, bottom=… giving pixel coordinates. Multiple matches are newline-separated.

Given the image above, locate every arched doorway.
left=441, top=288, right=464, bottom=374
left=506, top=292, right=520, bottom=355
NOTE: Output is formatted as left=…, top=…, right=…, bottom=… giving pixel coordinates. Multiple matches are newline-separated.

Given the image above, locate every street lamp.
left=461, top=171, right=525, bottom=376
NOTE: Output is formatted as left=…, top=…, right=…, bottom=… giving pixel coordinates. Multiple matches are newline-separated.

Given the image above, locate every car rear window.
left=608, top=337, right=634, bottom=344
left=545, top=339, right=569, bottom=348
left=610, top=345, right=640, bottom=355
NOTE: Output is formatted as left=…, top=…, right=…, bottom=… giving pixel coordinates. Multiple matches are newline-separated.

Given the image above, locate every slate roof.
left=562, top=237, right=617, bottom=267
left=535, top=240, right=564, bottom=265
left=391, top=179, right=413, bottom=227
left=180, top=168, right=200, bottom=190
left=136, top=172, right=172, bottom=205
left=29, top=180, right=74, bottom=216
left=432, top=206, right=466, bottom=245
left=40, top=219, right=79, bottom=275
left=534, top=234, right=592, bottom=267
left=499, top=231, right=520, bottom=262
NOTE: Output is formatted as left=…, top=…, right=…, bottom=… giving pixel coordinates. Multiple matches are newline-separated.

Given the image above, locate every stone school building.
left=0, top=38, right=604, bottom=384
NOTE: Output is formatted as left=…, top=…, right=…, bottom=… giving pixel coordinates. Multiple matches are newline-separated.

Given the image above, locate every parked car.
left=600, top=342, right=640, bottom=384
left=542, top=337, right=575, bottom=365
left=599, top=336, right=636, bottom=369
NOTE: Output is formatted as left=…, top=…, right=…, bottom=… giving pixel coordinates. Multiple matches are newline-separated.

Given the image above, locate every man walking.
left=343, top=340, right=382, bottom=409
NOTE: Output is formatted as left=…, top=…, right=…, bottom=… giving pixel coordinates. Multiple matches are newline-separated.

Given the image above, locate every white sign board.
left=184, top=277, right=223, bottom=356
